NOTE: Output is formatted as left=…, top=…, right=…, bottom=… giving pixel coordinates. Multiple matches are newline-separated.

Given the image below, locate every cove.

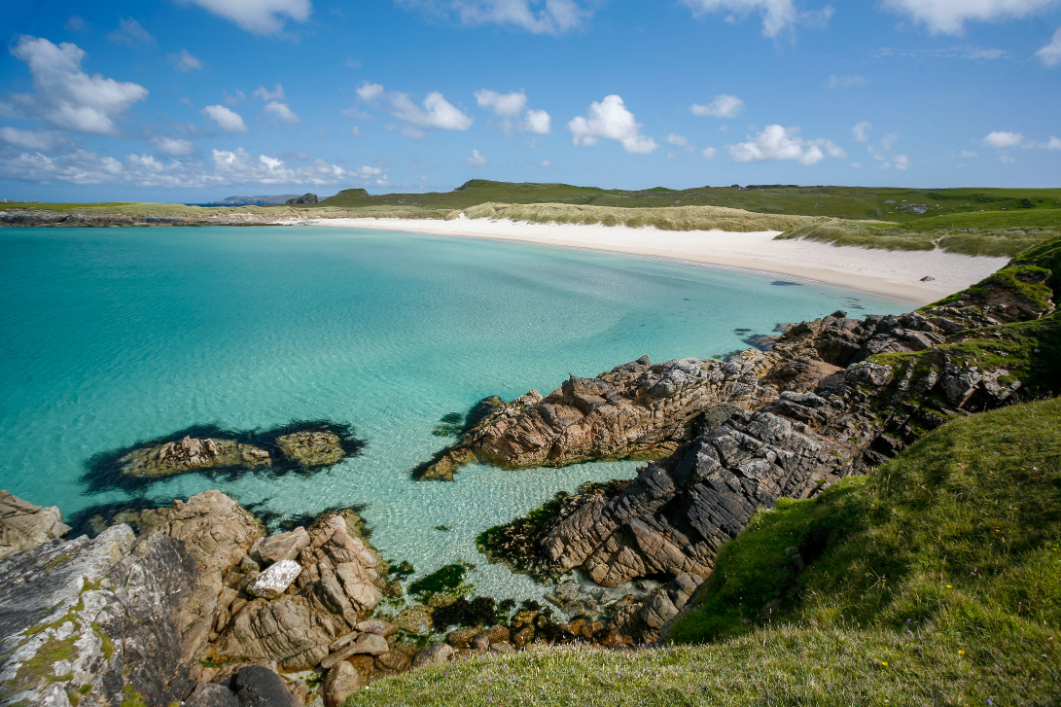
left=0, top=226, right=908, bottom=600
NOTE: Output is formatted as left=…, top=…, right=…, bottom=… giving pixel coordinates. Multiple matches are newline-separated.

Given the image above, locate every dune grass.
left=345, top=399, right=1061, bottom=706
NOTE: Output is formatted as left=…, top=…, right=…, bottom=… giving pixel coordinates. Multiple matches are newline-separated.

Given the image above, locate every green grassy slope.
left=346, top=399, right=1061, bottom=706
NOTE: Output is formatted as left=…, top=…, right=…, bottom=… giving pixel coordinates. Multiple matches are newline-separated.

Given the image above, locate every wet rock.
left=0, top=490, right=71, bottom=561
left=322, top=661, right=361, bottom=707
left=412, top=643, right=455, bottom=668
left=247, top=559, right=302, bottom=599
left=392, top=605, right=432, bottom=635
left=276, top=430, right=345, bottom=467
left=235, top=665, right=302, bottom=707
left=119, top=436, right=271, bottom=479
left=259, top=527, right=312, bottom=564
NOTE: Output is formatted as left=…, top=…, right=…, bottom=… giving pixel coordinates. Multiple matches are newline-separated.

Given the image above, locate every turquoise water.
left=0, top=226, right=908, bottom=599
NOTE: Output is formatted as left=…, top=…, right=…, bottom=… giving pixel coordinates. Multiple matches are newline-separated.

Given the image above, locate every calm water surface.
left=0, top=226, right=908, bottom=599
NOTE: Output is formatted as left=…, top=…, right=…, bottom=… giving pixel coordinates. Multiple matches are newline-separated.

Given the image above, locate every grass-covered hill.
left=347, top=397, right=1061, bottom=706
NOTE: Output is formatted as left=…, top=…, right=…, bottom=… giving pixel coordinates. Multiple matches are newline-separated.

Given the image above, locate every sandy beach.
left=308, top=216, right=1009, bottom=305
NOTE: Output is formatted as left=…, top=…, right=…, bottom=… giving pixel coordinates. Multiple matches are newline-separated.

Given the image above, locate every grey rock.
left=235, top=665, right=302, bottom=707
left=247, top=559, right=302, bottom=599
left=412, top=643, right=455, bottom=668
left=258, top=527, right=311, bottom=565
left=186, top=682, right=240, bottom=707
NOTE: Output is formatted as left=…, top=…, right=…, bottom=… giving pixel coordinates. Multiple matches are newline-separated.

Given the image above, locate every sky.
left=1, top=0, right=1060, bottom=203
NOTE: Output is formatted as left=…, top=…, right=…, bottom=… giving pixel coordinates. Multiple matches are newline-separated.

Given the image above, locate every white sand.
left=306, top=216, right=1009, bottom=305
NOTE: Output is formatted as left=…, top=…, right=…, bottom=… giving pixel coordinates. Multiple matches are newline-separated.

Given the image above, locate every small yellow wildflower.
left=881, top=661, right=888, bottom=667
left=958, top=650, right=965, bottom=655
left=947, top=585, right=952, bottom=589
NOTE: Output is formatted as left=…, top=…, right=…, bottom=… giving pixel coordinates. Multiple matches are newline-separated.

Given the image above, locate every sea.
left=0, top=225, right=909, bottom=600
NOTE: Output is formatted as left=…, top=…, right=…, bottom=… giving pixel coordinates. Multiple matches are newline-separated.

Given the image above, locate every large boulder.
left=322, top=661, right=361, bottom=707
left=0, top=491, right=71, bottom=561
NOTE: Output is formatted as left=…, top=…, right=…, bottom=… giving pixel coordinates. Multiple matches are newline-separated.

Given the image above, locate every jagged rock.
left=296, top=515, right=385, bottom=624
left=419, top=352, right=779, bottom=479
left=285, top=194, right=319, bottom=205
left=0, top=490, right=71, bottom=561
left=213, top=596, right=342, bottom=671
left=322, top=661, right=361, bottom=707
left=412, top=643, right=454, bottom=668
left=247, top=560, right=302, bottom=599
left=235, top=665, right=302, bottom=707
left=259, top=527, right=312, bottom=564
left=119, top=436, right=271, bottom=478
left=0, top=523, right=205, bottom=707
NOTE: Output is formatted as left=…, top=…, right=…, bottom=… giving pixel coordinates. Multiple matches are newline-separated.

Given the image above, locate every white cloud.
left=108, top=18, right=156, bottom=48
left=177, top=0, right=312, bottom=35
left=202, top=104, right=249, bottom=133
left=264, top=101, right=300, bottom=124
left=960, top=150, right=978, bottom=158
left=520, top=108, right=551, bottom=134
left=346, top=56, right=362, bottom=69
left=567, top=95, right=658, bottom=154
left=894, top=154, right=910, bottom=170
left=852, top=121, right=871, bottom=142
left=151, top=136, right=197, bottom=156
left=1042, top=136, right=1061, bottom=150
left=728, top=125, right=843, bottom=165
left=679, top=0, right=805, bottom=38
left=466, top=149, right=488, bottom=167
left=690, top=94, right=744, bottom=119
left=357, top=81, right=385, bottom=102
left=667, top=134, right=689, bottom=146
left=1000, top=153, right=1017, bottom=163
left=2, top=36, right=149, bottom=135
left=351, top=126, right=363, bottom=137
left=982, top=130, right=1024, bottom=148
left=827, top=74, right=868, bottom=89
left=396, top=0, right=593, bottom=35
left=168, top=49, right=204, bottom=73
left=702, top=146, right=717, bottom=159
left=254, top=84, right=285, bottom=101
left=1036, top=27, right=1061, bottom=66
left=65, top=16, right=87, bottom=32
left=850, top=162, right=862, bottom=168
left=0, top=126, right=74, bottom=152
left=875, top=45, right=1009, bottom=60
left=540, top=160, right=551, bottom=167
left=223, top=89, right=246, bottom=106
left=387, top=91, right=473, bottom=133
left=475, top=89, right=527, bottom=117
left=881, top=0, right=1057, bottom=35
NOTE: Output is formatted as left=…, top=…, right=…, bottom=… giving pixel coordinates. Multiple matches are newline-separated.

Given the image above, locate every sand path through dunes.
left=306, top=216, right=1009, bottom=305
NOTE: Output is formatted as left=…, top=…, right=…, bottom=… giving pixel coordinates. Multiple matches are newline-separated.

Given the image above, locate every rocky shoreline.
left=0, top=209, right=295, bottom=228
left=1, top=238, right=1057, bottom=706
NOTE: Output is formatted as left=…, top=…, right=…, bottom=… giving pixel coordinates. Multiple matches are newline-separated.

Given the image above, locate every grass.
left=346, top=399, right=1061, bottom=706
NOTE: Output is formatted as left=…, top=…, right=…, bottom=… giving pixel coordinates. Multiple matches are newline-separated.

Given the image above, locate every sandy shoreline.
left=306, top=216, right=1009, bottom=305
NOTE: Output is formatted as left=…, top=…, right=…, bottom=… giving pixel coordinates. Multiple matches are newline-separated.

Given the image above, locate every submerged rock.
left=0, top=490, right=72, bottom=561
left=118, top=436, right=271, bottom=478
left=275, top=429, right=345, bottom=466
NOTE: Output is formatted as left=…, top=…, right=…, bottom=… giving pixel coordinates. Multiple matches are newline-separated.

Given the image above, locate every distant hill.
left=201, top=194, right=302, bottom=206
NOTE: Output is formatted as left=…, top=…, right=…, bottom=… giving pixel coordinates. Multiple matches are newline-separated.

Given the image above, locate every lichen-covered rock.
left=418, top=352, right=780, bottom=479
left=118, top=436, right=271, bottom=479
left=0, top=490, right=71, bottom=561
left=276, top=430, right=345, bottom=466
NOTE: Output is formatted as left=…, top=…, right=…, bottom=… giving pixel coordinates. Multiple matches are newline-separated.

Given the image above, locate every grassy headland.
left=347, top=398, right=1061, bottom=706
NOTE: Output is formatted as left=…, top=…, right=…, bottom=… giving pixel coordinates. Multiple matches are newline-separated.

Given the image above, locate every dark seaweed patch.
left=81, top=419, right=365, bottom=493
left=771, top=281, right=803, bottom=287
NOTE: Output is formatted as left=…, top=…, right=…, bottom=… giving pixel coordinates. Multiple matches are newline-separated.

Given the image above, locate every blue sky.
left=2, top=0, right=1060, bottom=202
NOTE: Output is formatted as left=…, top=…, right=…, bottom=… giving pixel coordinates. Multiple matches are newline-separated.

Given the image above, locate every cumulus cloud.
left=853, top=121, right=871, bottom=142
left=0, top=145, right=378, bottom=189
left=223, top=89, right=246, bottom=106
left=983, top=130, right=1024, bottom=148
left=881, top=0, right=1057, bottom=35
left=264, top=101, right=300, bottom=124
left=475, top=89, right=527, bottom=117
left=387, top=91, right=473, bottom=135
left=108, top=18, right=156, bottom=48
left=254, top=84, right=285, bottom=101
left=357, top=81, right=385, bottom=102
left=177, top=0, right=312, bottom=35
left=702, top=146, right=718, bottom=159
left=1037, top=27, right=1061, bottom=66
left=667, top=134, right=690, bottom=146
left=567, top=95, right=657, bottom=154
left=827, top=74, right=868, bottom=89
left=679, top=0, right=832, bottom=38
left=151, top=136, right=198, bottom=156
left=168, top=49, right=204, bottom=73
left=2, top=36, right=149, bottom=135
left=0, top=126, right=75, bottom=152
left=202, top=104, right=248, bottom=133
left=1042, top=136, right=1061, bottom=150
left=520, top=108, right=551, bottom=134
left=396, top=0, right=593, bottom=35
left=728, top=125, right=844, bottom=165
left=466, top=149, right=489, bottom=167
left=690, top=94, right=743, bottom=119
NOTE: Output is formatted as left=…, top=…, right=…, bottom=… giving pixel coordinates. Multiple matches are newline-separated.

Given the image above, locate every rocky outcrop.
left=418, top=351, right=780, bottom=480
left=0, top=210, right=293, bottom=228
left=481, top=243, right=1061, bottom=590
left=0, top=491, right=72, bottom=561
left=285, top=194, right=319, bottom=205
left=118, top=437, right=271, bottom=478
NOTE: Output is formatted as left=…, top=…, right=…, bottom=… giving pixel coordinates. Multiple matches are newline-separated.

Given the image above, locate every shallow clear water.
left=0, top=226, right=908, bottom=600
